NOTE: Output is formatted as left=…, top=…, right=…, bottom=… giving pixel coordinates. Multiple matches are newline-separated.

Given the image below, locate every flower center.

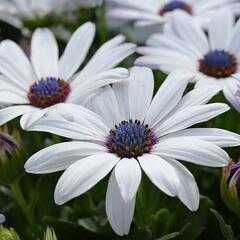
left=199, top=50, right=237, bottom=78
left=106, top=120, right=158, bottom=158
left=160, top=1, right=192, bottom=15
left=28, top=77, right=70, bottom=108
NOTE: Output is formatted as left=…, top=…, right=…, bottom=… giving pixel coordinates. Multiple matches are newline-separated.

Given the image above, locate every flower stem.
left=10, top=180, right=39, bottom=237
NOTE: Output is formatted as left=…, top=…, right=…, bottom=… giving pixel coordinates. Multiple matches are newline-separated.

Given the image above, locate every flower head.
left=136, top=9, right=240, bottom=112
left=221, top=160, right=240, bottom=215
left=25, top=67, right=240, bottom=236
left=0, top=214, right=6, bottom=224
left=0, top=22, right=136, bottom=129
left=106, top=0, right=240, bottom=29
left=0, top=0, right=102, bottom=31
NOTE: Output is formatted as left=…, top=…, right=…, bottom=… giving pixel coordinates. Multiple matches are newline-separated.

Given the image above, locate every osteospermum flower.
left=136, top=9, right=240, bottom=112
left=0, top=22, right=136, bottom=129
left=0, top=0, right=102, bottom=30
left=106, top=0, right=240, bottom=28
left=25, top=67, right=240, bottom=236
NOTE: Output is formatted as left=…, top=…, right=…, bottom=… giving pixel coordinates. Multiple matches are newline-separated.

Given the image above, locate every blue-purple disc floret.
left=106, top=119, right=158, bottom=158
left=28, top=77, right=70, bottom=108
left=199, top=50, right=237, bottom=78
left=160, top=1, right=192, bottom=15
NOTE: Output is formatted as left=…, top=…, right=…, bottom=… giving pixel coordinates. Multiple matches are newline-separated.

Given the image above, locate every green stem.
left=10, top=180, right=39, bottom=237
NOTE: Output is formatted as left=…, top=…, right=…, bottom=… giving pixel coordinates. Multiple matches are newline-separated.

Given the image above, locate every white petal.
left=152, top=138, right=229, bottom=167
left=86, top=86, right=121, bottom=129
left=138, top=154, right=178, bottom=196
left=169, top=12, right=209, bottom=54
left=0, top=105, right=37, bottom=126
left=160, top=128, right=240, bottom=147
left=77, top=36, right=136, bottom=80
left=166, top=159, right=199, bottom=211
left=23, top=103, right=109, bottom=142
left=114, top=158, right=141, bottom=202
left=176, top=85, right=222, bottom=110
left=20, top=108, right=48, bottom=130
left=0, top=90, right=28, bottom=104
left=222, top=79, right=240, bottom=112
left=0, top=214, right=6, bottom=224
left=128, top=67, right=154, bottom=122
left=209, top=8, right=233, bottom=50
left=106, top=170, right=136, bottom=236
left=31, top=28, right=59, bottom=79
left=25, top=142, right=106, bottom=174
left=155, top=103, right=230, bottom=136
left=54, top=153, right=119, bottom=205
left=0, top=40, right=37, bottom=89
left=228, top=19, right=240, bottom=53
left=146, top=70, right=194, bottom=128
left=69, top=68, right=129, bottom=104
left=59, top=22, right=96, bottom=80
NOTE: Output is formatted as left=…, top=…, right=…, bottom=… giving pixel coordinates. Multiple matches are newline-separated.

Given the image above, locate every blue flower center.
left=106, top=120, right=158, bottom=158
left=160, top=1, right=192, bottom=15
left=199, top=50, right=237, bottom=78
left=28, top=77, right=70, bottom=108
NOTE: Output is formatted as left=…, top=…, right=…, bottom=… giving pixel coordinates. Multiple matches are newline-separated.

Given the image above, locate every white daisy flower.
left=0, top=0, right=102, bottom=31
left=0, top=22, right=136, bottom=129
left=25, top=67, right=240, bottom=236
left=106, top=0, right=240, bottom=29
left=136, top=9, right=240, bottom=112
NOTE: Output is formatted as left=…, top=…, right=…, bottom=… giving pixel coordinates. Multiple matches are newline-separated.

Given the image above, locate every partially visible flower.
left=0, top=225, right=20, bottom=240
left=44, top=227, right=57, bottom=240
left=25, top=67, right=240, bottom=236
left=0, top=214, right=6, bottom=224
left=106, top=0, right=240, bottom=30
left=0, top=0, right=102, bottom=31
left=221, top=160, right=240, bottom=215
left=136, top=9, right=240, bottom=112
left=0, top=22, right=136, bottom=130
left=0, top=127, right=24, bottom=184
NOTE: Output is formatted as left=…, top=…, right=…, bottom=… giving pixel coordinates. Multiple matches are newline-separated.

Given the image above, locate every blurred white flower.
left=106, top=0, right=240, bottom=33
left=0, top=0, right=102, bottom=31
left=136, top=9, right=240, bottom=112
left=0, top=214, right=5, bottom=224
left=25, top=67, right=240, bottom=236
left=0, top=22, right=136, bottom=129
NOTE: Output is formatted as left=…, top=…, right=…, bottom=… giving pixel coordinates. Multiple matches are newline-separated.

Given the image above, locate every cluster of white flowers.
left=0, top=0, right=240, bottom=236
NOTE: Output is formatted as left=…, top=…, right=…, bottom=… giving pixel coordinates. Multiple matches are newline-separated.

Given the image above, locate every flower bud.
left=0, top=225, right=20, bottom=240
left=221, top=160, right=240, bottom=215
left=44, top=227, right=57, bottom=240
left=0, top=127, right=26, bottom=184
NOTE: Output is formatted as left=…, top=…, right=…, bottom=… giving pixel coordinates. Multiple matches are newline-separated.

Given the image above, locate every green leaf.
left=210, top=209, right=236, bottom=240
left=157, top=223, right=191, bottom=240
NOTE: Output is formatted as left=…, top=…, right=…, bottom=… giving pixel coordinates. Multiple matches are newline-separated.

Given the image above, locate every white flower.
left=0, top=0, right=102, bottom=30
left=25, top=67, right=240, bottom=236
left=0, top=214, right=5, bottom=224
left=106, top=0, right=240, bottom=29
left=0, top=22, right=136, bottom=129
left=136, top=9, right=240, bottom=112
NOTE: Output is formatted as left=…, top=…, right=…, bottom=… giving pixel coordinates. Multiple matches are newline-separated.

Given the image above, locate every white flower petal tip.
left=106, top=170, right=135, bottom=236
left=114, top=158, right=141, bottom=202
left=54, top=153, right=119, bottom=205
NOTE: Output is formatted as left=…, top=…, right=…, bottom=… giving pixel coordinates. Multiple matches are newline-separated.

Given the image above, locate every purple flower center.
left=28, top=77, right=70, bottom=108
left=160, top=1, right=192, bottom=15
left=199, top=50, right=237, bottom=78
left=106, top=120, right=158, bottom=158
